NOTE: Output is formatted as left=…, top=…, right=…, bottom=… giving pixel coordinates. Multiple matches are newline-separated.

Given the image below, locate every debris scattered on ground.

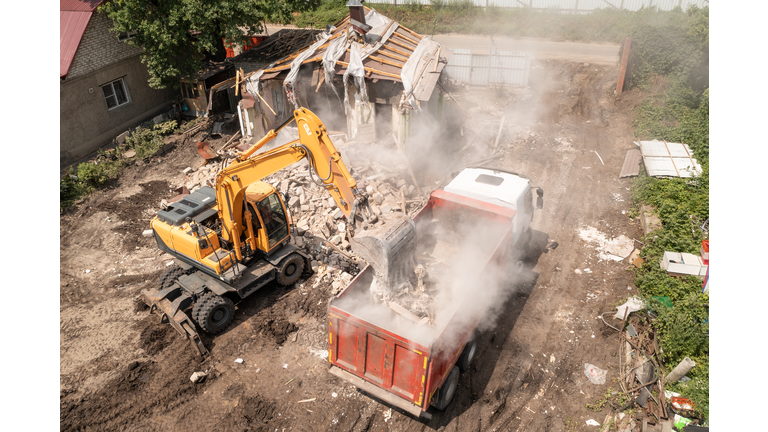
left=234, top=358, right=243, bottom=364
left=614, top=296, right=645, bottom=319
left=586, top=419, right=600, bottom=426
left=190, top=371, right=207, bottom=383
left=584, top=363, right=607, bottom=384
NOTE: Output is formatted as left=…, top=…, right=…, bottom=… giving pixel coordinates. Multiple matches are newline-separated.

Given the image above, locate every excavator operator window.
left=257, top=194, right=289, bottom=248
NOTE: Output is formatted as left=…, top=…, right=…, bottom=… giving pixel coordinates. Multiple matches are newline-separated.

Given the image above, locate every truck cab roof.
left=443, top=167, right=531, bottom=210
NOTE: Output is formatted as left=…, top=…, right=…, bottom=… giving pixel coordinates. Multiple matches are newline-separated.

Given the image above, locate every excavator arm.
left=215, top=108, right=368, bottom=261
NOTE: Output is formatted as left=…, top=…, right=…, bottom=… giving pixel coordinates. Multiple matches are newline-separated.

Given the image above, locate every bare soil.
left=60, top=59, right=657, bottom=431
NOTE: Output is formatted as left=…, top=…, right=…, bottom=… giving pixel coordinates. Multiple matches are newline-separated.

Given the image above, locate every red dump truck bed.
left=328, top=186, right=526, bottom=418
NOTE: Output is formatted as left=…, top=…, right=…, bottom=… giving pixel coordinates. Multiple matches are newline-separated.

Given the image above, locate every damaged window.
left=101, top=78, right=130, bottom=110
left=181, top=81, right=200, bottom=99
left=117, top=30, right=137, bottom=42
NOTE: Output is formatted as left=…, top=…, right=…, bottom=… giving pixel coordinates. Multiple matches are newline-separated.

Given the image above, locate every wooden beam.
left=392, top=31, right=419, bottom=47
left=616, top=36, right=631, bottom=94
left=262, top=56, right=323, bottom=73
left=380, top=44, right=412, bottom=59
left=388, top=37, right=417, bottom=52
left=337, top=61, right=401, bottom=80
left=399, top=26, right=423, bottom=41
left=376, top=48, right=409, bottom=63
left=368, top=54, right=405, bottom=69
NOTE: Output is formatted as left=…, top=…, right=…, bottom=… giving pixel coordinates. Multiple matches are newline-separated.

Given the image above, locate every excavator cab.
left=244, top=182, right=291, bottom=254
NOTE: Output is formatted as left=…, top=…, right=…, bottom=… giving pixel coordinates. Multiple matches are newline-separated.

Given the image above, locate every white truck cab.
left=444, top=166, right=543, bottom=249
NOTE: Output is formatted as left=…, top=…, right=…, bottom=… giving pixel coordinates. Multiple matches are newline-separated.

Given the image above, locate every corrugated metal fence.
left=444, top=49, right=531, bottom=86
left=365, top=0, right=708, bottom=13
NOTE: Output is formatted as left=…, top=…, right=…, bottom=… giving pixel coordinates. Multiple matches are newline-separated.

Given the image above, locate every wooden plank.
left=375, top=48, right=409, bottom=63
left=388, top=37, right=417, bottom=52
left=616, top=36, right=632, bottom=94
left=337, top=61, right=401, bottom=80
left=619, top=149, right=641, bottom=178
left=393, top=31, right=419, bottom=47
left=368, top=54, right=405, bottom=68
left=399, top=26, right=423, bottom=41
left=381, top=44, right=413, bottom=58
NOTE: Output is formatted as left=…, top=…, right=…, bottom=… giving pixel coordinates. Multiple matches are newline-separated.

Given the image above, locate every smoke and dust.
left=335, top=198, right=526, bottom=351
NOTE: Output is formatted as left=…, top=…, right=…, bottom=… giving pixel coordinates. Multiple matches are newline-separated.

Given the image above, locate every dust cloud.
left=335, top=199, right=525, bottom=352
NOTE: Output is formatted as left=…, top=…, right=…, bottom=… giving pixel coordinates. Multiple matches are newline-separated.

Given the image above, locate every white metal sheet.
left=640, top=140, right=702, bottom=178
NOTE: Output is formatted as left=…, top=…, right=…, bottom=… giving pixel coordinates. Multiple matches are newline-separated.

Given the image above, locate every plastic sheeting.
left=284, top=30, right=332, bottom=109
left=343, top=43, right=367, bottom=114
left=322, top=34, right=348, bottom=103
left=400, top=36, right=441, bottom=110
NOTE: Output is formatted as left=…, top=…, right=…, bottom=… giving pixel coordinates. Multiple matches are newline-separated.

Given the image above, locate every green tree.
left=101, top=0, right=320, bottom=89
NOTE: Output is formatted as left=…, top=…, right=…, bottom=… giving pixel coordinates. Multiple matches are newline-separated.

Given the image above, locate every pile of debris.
left=596, top=299, right=706, bottom=431
left=161, top=131, right=434, bottom=296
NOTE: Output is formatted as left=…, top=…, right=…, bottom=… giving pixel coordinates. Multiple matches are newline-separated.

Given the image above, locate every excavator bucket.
left=350, top=213, right=418, bottom=302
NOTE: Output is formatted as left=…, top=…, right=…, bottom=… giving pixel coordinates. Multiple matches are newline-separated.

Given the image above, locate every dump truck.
left=328, top=167, right=543, bottom=418
left=141, top=108, right=415, bottom=356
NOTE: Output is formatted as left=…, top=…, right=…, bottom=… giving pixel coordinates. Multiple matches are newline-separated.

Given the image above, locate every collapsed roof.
left=244, top=7, right=451, bottom=111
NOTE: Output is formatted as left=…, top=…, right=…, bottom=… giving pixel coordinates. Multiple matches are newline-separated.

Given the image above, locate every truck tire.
left=276, top=253, right=304, bottom=286
left=457, top=336, right=478, bottom=372
left=193, top=292, right=235, bottom=333
left=432, top=366, right=459, bottom=411
left=159, top=266, right=185, bottom=290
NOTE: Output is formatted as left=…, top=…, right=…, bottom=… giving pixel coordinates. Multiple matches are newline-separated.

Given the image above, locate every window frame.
left=101, top=78, right=131, bottom=110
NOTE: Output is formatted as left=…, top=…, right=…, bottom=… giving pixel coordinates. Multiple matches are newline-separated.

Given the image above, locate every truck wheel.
left=276, top=253, right=304, bottom=286
left=432, top=366, right=459, bottom=411
left=159, top=266, right=185, bottom=290
left=193, top=292, right=235, bottom=333
left=457, top=336, right=478, bottom=372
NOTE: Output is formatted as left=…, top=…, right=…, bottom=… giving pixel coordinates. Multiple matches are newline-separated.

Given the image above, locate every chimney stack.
left=347, top=0, right=371, bottom=36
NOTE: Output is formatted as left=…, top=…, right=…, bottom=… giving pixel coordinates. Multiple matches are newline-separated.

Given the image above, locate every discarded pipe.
left=600, top=312, right=621, bottom=332
left=665, top=357, right=695, bottom=383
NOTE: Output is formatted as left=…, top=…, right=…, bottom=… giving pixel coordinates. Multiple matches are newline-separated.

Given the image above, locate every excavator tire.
left=193, top=292, right=235, bottom=334
left=276, top=253, right=304, bottom=286
left=159, top=266, right=186, bottom=290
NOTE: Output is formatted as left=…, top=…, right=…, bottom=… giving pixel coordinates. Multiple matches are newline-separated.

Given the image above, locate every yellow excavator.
left=142, top=107, right=416, bottom=356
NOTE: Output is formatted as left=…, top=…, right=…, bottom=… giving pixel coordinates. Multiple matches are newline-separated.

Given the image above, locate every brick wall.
left=66, top=12, right=143, bottom=80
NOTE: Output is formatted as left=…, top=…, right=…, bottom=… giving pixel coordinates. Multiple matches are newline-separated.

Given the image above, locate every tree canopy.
left=101, top=0, right=321, bottom=89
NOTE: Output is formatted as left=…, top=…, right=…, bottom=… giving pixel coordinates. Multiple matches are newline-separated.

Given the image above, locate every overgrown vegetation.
left=626, top=5, right=709, bottom=422
left=286, top=1, right=702, bottom=44
left=60, top=120, right=179, bottom=210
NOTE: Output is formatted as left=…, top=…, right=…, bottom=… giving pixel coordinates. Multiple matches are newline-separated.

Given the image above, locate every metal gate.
left=443, top=49, right=531, bottom=86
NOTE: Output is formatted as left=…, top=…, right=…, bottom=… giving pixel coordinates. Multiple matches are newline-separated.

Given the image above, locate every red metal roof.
left=61, top=11, right=92, bottom=77
left=61, top=0, right=104, bottom=12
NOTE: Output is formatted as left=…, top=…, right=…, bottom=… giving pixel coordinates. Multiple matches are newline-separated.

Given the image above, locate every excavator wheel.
left=276, top=253, right=304, bottom=286
left=159, top=265, right=186, bottom=290
left=193, top=292, right=235, bottom=333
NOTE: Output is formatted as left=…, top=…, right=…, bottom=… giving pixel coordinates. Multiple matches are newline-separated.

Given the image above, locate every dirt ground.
left=60, top=59, right=657, bottom=431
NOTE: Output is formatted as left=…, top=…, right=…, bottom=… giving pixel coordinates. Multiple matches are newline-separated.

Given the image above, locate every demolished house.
left=233, top=2, right=452, bottom=158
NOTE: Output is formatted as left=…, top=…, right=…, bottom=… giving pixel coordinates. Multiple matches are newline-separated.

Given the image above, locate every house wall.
left=66, top=12, right=143, bottom=80
left=60, top=12, right=175, bottom=168
left=60, top=55, right=175, bottom=168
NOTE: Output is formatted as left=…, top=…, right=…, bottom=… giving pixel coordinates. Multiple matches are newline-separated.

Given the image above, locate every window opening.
left=101, top=78, right=130, bottom=109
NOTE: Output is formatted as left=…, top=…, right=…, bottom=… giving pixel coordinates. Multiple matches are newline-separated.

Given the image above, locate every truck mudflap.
left=329, top=365, right=432, bottom=420
left=140, top=287, right=209, bottom=357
